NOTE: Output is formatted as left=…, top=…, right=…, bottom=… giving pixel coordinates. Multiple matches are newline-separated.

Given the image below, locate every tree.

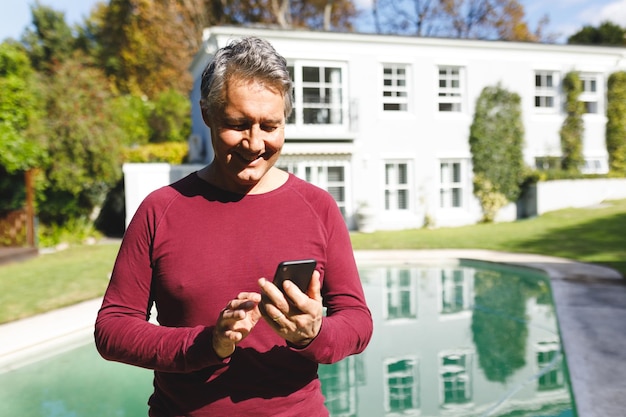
left=568, top=21, right=626, bottom=46
left=21, top=3, right=76, bottom=73
left=90, top=0, right=358, bottom=99
left=606, top=71, right=626, bottom=174
left=471, top=267, right=531, bottom=382
left=109, top=94, right=152, bottom=146
left=289, top=0, right=357, bottom=30
left=372, top=0, right=442, bottom=36
left=559, top=71, right=585, bottom=172
left=469, top=84, right=525, bottom=222
left=0, top=42, right=45, bottom=173
left=90, top=0, right=195, bottom=98
left=372, top=0, right=546, bottom=40
left=148, top=89, right=191, bottom=143
left=38, top=55, right=123, bottom=224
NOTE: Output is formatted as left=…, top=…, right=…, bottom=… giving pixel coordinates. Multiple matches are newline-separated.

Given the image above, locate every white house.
left=133, top=26, right=626, bottom=231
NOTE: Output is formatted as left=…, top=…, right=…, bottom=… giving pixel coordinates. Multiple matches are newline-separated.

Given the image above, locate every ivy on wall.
left=469, top=84, right=525, bottom=222
left=560, top=71, right=585, bottom=172
left=606, top=71, right=626, bottom=174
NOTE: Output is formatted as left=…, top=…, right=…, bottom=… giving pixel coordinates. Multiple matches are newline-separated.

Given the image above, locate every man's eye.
left=226, top=123, right=248, bottom=131
left=262, top=125, right=279, bottom=132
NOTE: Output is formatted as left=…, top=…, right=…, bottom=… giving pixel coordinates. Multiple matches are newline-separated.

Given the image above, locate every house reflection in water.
left=319, top=261, right=574, bottom=417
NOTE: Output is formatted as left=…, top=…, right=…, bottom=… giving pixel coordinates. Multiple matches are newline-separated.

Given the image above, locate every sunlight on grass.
left=351, top=199, right=626, bottom=275
left=0, top=243, right=120, bottom=324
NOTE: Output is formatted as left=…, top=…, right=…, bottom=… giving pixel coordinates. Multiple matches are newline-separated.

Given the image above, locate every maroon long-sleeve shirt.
left=95, top=173, right=373, bottom=416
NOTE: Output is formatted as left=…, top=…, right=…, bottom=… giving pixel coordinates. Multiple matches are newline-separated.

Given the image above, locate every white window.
left=384, top=268, right=418, bottom=320
left=385, top=161, right=411, bottom=211
left=582, top=158, right=609, bottom=175
left=536, top=341, right=564, bottom=390
left=287, top=62, right=347, bottom=127
left=277, top=159, right=349, bottom=217
left=580, top=73, right=600, bottom=114
left=438, top=66, right=463, bottom=112
left=384, top=357, right=420, bottom=413
left=440, top=351, right=473, bottom=406
left=383, top=64, right=409, bottom=112
left=439, top=160, right=466, bottom=209
left=534, top=71, right=558, bottom=111
left=440, top=268, right=474, bottom=315
left=319, top=357, right=357, bottom=415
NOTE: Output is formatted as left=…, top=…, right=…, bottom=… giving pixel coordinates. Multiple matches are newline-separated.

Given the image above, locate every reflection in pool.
left=0, top=260, right=575, bottom=417
left=321, top=260, right=575, bottom=417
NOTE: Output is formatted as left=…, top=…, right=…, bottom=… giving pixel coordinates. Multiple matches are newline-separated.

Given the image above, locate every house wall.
left=123, top=164, right=626, bottom=230
left=182, top=27, right=626, bottom=231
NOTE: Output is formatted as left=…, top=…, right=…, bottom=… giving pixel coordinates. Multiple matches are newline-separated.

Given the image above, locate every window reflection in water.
left=384, top=357, right=419, bottom=413
left=384, top=268, right=417, bottom=320
left=440, top=351, right=472, bottom=407
left=320, top=261, right=575, bottom=417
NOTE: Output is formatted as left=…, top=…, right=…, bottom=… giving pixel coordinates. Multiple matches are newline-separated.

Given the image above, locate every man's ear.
left=200, top=100, right=213, bottom=127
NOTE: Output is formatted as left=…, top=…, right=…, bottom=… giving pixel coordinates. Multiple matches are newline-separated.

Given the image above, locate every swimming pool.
left=0, top=260, right=575, bottom=416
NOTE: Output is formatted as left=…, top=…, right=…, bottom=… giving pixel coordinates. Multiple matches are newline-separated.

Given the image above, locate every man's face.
left=206, top=78, right=285, bottom=193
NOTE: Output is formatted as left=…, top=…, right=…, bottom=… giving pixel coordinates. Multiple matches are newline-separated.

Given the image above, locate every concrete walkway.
left=1, top=249, right=625, bottom=417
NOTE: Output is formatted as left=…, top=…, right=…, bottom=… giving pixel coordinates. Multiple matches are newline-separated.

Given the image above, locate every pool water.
left=0, top=260, right=576, bottom=416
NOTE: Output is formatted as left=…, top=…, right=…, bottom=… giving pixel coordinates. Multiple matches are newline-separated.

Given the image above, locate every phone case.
left=273, top=259, right=317, bottom=293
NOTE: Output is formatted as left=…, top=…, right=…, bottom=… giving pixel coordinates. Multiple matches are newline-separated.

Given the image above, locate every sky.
left=1, top=0, right=626, bottom=43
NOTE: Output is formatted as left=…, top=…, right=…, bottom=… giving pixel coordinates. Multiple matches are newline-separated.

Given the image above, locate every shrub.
left=473, top=174, right=509, bottom=223
left=606, top=71, right=626, bottom=174
left=38, top=216, right=102, bottom=248
left=469, top=84, right=525, bottom=221
left=122, top=142, right=189, bottom=164
left=560, top=71, right=585, bottom=172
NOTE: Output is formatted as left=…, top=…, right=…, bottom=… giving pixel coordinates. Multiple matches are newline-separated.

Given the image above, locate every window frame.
left=287, top=60, right=349, bottom=131
left=383, top=357, right=420, bottom=414
left=579, top=72, right=601, bottom=115
left=439, top=267, right=474, bottom=316
left=534, top=70, right=559, bottom=113
left=439, top=350, right=473, bottom=407
left=384, top=160, right=412, bottom=212
left=383, top=267, right=418, bottom=321
left=437, top=66, right=464, bottom=113
left=382, top=63, right=410, bottom=112
left=276, top=157, right=350, bottom=218
left=439, top=159, right=468, bottom=210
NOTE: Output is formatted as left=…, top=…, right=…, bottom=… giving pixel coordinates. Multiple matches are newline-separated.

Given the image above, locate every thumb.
left=307, top=270, right=322, bottom=301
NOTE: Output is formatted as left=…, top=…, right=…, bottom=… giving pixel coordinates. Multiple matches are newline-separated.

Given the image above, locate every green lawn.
left=0, top=243, right=120, bottom=324
left=1, top=199, right=625, bottom=324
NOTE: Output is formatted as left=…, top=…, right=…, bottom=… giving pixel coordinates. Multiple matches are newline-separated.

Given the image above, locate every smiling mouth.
left=237, top=152, right=264, bottom=163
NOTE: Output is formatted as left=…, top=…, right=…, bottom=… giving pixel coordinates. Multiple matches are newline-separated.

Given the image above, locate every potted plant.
left=355, top=201, right=376, bottom=233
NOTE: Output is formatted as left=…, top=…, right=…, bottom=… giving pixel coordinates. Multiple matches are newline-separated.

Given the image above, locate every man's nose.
left=243, top=125, right=265, bottom=153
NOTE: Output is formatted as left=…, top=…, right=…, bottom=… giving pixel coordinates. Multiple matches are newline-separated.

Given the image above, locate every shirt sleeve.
left=291, top=196, right=373, bottom=364
left=94, top=192, right=227, bottom=373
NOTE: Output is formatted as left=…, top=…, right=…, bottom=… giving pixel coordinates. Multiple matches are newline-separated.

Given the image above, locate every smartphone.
left=273, top=259, right=317, bottom=293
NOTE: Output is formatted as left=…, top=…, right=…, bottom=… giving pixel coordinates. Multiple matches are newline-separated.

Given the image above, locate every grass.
left=1, top=199, right=625, bottom=324
left=351, top=198, right=626, bottom=276
left=0, top=243, right=120, bottom=324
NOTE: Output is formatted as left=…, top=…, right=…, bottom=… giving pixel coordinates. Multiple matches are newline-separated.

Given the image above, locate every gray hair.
left=200, top=36, right=293, bottom=119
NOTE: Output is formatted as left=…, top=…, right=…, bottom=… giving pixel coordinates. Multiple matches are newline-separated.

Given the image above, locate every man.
left=95, top=36, right=372, bottom=416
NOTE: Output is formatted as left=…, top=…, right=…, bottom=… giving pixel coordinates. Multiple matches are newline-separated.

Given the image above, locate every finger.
left=230, top=299, right=258, bottom=311
left=236, top=292, right=262, bottom=303
left=307, top=270, right=322, bottom=301
left=270, top=312, right=284, bottom=323
left=258, top=278, right=289, bottom=310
